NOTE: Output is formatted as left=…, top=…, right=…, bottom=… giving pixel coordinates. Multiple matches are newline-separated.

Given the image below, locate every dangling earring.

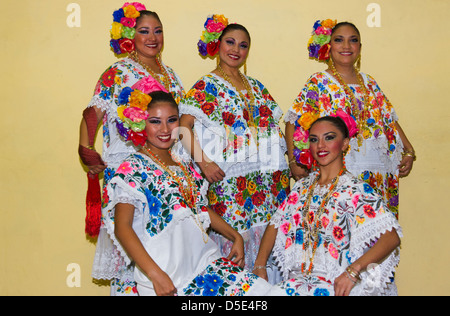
left=355, top=54, right=361, bottom=73
left=244, top=62, right=247, bottom=75
left=216, top=55, right=220, bottom=67
left=328, top=56, right=336, bottom=72
left=342, top=147, right=349, bottom=168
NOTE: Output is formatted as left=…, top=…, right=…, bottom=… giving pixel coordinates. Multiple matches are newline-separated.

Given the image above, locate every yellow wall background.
left=1, top=0, right=449, bottom=296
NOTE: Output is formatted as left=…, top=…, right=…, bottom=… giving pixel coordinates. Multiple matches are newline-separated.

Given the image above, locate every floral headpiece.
left=116, top=76, right=168, bottom=147
left=307, top=19, right=337, bottom=62
left=110, top=2, right=147, bottom=56
left=197, top=14, right=229, bottom=57
left=293, top=110, right=358, bottom=169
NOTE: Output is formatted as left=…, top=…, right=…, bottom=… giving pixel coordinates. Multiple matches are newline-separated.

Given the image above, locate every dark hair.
left=219, top=23, right=251, bottom=44
left=147, top=91, right=178, bottom=112
left=331, top=22, right=361, bottom=38
left=136, top=10, right=162, bottom=26
left=310, top=116, right=349, bottom=138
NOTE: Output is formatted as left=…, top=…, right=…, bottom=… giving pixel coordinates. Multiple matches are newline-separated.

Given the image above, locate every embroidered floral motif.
left=182, top=258, right=259, bottom=296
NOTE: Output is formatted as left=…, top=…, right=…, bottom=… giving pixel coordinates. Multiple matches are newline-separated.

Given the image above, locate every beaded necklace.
left=130, top=51, right=171, bottom=92
left=217, top=64, right=259, bottom=146
left=300, top=168, right=346, bottom=275
left=330, top=60, right=371, bottom=147
left=142, top=146, right=208, bottom=243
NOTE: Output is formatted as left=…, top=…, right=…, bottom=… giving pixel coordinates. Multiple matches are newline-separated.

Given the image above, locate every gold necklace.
left=330, top=59, right=371, bottom=147
left=142, top=146, right=209, bottom=243
left=129, top=50, right=171, bottom=92
left=300, top=168, right=346, bottom=275
left=217, top=64, right=258, bottom=145
left=217, top=64, right=256, bottom=123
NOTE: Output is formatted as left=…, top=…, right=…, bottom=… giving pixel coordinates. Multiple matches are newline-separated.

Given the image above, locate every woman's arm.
left=79, top=106, right=106, bottom=175
left=207, top=207, right=245, bottom=267
left=395, top=122, right=415, bottom=178
left=252, top=224, right=278, bottom=281
left=285, top=122, right=309, bottom=181
left=114, top=203, right=177, bottom=296
left=334, top=229, right=401, bottom=296
left=179, top=114, right=225, bottom=183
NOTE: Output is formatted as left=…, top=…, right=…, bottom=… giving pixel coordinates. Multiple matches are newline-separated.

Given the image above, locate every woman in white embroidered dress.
left=105, top=90, right=272, bottom=296
left=178, top=19, right=289, bottom=284
left=285, top=20, right=415, bottom=218
left=254, top=116, right=402, bottom=296
left=78, top=3, right=184, bottom=295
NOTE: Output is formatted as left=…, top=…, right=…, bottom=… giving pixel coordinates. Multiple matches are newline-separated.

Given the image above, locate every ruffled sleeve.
left=101, top=157, right=149, bottom=267
left=347, top=180, right=403, bottom=295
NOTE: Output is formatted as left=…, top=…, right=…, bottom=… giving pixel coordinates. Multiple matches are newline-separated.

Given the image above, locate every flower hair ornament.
left=116, top=76, right=168, bottom=147
left=293, top=110, right=358, bottom=169
left=307, top=19, right=337, bottom=62
left=197, top=14, right=229, bottom=58
left=110, top=2, right=147, bottom=56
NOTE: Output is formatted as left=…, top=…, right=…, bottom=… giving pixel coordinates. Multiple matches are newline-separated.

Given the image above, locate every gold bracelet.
left=402, top=151, right=416, bottom=161
left=82, top=144, right=96, bottom=151
left=288, top=158, right=297, bottom=165
left=346, top=266, right=361, bottom=281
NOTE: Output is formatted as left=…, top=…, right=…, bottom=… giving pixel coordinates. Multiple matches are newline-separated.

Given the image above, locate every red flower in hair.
left=318, top=43, right=331, bottom=61
left=128, top=130, right=147, bottom=147
left=207, top=40, right=220, bottom=56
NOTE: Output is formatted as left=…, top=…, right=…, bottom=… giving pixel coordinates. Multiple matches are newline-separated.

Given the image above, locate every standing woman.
left=178, top=15, right=290, bottom=284
left=78, top=2, right=184, bottom=296
left=285, top=20, right=415, bottom=217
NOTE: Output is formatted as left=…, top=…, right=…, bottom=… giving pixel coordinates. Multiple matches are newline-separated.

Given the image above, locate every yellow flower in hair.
left=298, top=112, right=320, bottom=131
left=117, top=105, right=127, bottom=121
left=123, top=5, right=140, bottom=19
left=111, top=22, right=123, bottom=40
left=214, top=14, right=228, bottom=26
left=129, top=90, right=152, bottom=110
left=322, top=19, right=337, bottom=29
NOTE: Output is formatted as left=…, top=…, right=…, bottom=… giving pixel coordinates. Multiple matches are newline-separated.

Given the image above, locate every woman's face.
left=309, top=120, right=349, bottom=168
left=144, top=102, right=179, bottom=154
left=134, top=15, right=164, bottom=59
left=218, top=29, right=250, bottom=69
left=329, top=25, right=361, bottom=67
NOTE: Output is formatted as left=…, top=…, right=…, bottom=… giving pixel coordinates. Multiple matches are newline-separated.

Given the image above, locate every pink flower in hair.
left=120, top=17, right=136, bottom=28
left=132, top=76, right=168, bottom=94
left=123, top=106, right=149, bottom=123
left=131, top=2, right=146, bottom=11
left=122, top=2, right=146, bottom=11
left=332, top=110, right=359, bottom=138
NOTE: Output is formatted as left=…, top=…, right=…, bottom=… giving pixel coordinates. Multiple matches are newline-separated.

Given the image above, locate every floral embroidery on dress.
left=270, top=172, right=402, bottom=296
left=182, top=258, right=259, bottom=296
left=287, top=72, right=403, bottom=216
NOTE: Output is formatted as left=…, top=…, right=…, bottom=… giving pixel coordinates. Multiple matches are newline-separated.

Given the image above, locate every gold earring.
left=216, top=55, right=220, bottom=67
left=355, top=54, right=361, bottom=73
left=244, top=62, right=247, bottom=75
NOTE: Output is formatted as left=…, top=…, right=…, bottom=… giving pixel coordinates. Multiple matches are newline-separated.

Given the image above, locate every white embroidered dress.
left=268, top=171, right=402, bottom=296
left=102, top=153, right=272, bottom=296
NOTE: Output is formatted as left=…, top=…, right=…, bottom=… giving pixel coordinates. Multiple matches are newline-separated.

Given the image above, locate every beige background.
left=1, top=0, right=449, bottom=295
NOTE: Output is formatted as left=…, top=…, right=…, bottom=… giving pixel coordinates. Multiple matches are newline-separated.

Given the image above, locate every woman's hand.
left=252, top=266, right=268, bottom=281
left=227, top=234, right=245, bottom=268
left=398, top=155, right=414, bottom=178
left=334, top=271, right=357, bottom=296
left=88, top=164, right=107, bottom=175
left=200, top=161, right=226, bottom=184
left=290, top=162, right=309, bottom=181
left=151, top=270, right=178, bottom=296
